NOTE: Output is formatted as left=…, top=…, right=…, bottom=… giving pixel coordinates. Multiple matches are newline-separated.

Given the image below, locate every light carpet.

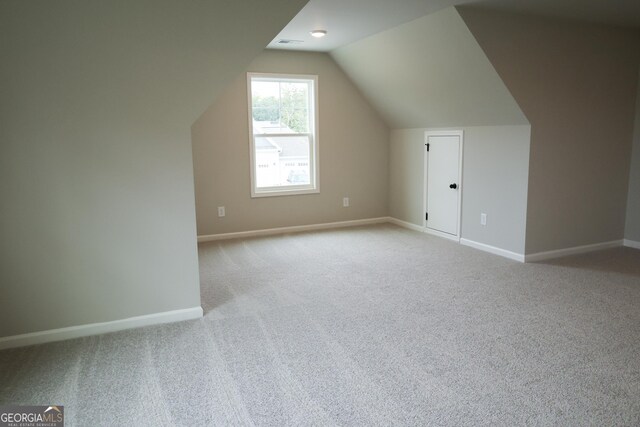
left=1, top=224, right=639, bottom=425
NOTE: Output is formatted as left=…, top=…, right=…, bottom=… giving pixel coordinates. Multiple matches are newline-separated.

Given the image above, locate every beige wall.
left=0, top=0, right=306, bottom=338
left=626, top=68, right=640, bottom=243
left=192, top=51, right=390, bottom=236
left=389, top=129, right=426, bottom=226
left=390, top=126, right=530, bottom=254
left=459, top=7, right=640, bottom=254
left=460, top=126, right=531, bottom=254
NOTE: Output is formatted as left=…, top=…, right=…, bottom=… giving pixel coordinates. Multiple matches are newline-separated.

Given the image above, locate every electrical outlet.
left=343, top=197, right=350, bottom=207
left=480, top=213, right=487, bottom=226
left=218, top=206, right=225, bottom=217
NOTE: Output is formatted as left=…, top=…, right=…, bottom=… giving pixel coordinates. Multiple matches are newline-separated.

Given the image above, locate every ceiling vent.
left=277, top=39, right=303, bottom=45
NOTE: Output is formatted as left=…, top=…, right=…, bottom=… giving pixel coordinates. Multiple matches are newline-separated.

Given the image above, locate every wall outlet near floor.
left=218, top=206, right=226, bottom=217
left=480, top=213, right=487, bottom=226
left=343, top=197, right=350, bottom=207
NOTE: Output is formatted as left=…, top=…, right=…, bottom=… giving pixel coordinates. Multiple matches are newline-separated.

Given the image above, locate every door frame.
left=423, top=130, right=464, bottom=242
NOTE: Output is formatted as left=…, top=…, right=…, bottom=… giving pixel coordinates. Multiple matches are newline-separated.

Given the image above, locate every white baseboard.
left=524, top=240, right=623, bottom=262
left=624, top=239, right=640, bottom=249
left=197, top=217, right=389, bottom=242
left=387, top=217, right=424, bottom=232
left=460, top=238, right=525, bottom=263
left=390, top=218, right=523, bottom=261
left=388, top=217, right=460, bottom=242
left=0, top=306, right=203, bottom=350
left=424, top=227, right=460, bottom=242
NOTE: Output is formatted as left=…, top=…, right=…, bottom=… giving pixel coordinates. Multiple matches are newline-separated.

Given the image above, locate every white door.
left=425, top=131, right=462, bottom=238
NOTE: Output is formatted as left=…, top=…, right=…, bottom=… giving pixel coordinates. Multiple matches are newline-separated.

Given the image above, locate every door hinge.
left=426, top=143, right=430, bottom=152
left=425, top=212, right=428, bottom=221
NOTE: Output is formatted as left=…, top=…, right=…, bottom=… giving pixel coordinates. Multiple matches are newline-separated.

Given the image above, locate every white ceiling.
left=267, top=0, right=640, bottom=52
left=267, top=0, right=476, bottom=52
left=330, top=7, right=528, bottom=128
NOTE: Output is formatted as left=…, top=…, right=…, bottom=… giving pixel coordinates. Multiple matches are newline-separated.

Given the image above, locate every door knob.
left=449, top=183, right=458, bottom=189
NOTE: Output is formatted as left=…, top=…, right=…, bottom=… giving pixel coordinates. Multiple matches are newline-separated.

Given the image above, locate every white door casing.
left=424, top=131, right=463, bottom=241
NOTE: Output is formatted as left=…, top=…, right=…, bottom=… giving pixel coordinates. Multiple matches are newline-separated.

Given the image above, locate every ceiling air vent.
left=278, top=39, right=303, bottom=45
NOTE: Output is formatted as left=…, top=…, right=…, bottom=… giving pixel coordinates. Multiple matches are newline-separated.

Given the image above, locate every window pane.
left=251, top=79, right=310, bottom=134
left=255, top=135, right=311, bottom=188
left=279, top=81, right=309, bottom=133
left=251, top=81, right=280, bottom=128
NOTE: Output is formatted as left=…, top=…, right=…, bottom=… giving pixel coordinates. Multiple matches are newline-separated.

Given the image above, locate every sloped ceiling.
left=330, top=7, right=528, bottom=129
left=267, top=0, right=477, bottom=52
left=270, top=0, right=640, bottom=53
left=480, top=0, right=640, bottom=29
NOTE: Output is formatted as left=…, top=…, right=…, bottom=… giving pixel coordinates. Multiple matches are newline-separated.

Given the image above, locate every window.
left=247, top=73, right=319, bottom=197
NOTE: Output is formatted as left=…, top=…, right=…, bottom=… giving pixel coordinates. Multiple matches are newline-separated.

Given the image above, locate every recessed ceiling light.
left=310, top=30, right=327, bottom=38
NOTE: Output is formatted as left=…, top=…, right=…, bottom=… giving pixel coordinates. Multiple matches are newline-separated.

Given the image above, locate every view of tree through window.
left=251, top=80, right=309, bottom=133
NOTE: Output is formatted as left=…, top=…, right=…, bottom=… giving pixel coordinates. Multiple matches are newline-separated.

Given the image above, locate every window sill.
left=251, top=187, right=319, bottom=198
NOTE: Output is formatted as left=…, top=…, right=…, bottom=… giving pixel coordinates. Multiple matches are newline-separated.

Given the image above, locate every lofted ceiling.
left=268, top=0, right=640, bottom=52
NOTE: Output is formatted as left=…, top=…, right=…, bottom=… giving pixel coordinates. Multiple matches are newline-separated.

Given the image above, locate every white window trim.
left=247, top=72, right=320, bottom=198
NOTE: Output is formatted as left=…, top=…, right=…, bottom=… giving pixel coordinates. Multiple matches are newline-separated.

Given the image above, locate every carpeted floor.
left=1, top=224, right=639, bottom=426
